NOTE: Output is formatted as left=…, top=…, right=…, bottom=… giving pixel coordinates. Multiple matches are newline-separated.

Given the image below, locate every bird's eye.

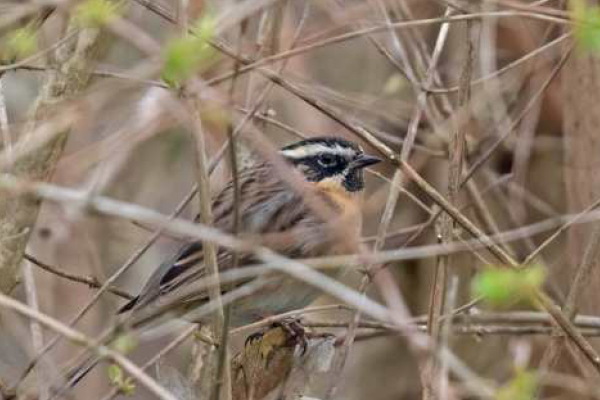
left=318, top=154, right=337, bottom=167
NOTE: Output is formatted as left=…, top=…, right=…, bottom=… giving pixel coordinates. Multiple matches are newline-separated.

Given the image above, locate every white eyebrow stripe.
left=280, top=143, right=357, bottom=159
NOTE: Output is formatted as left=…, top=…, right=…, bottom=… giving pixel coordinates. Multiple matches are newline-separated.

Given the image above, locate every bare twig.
left=99, top=325, right=198, bottom=400
left=311, top=310, right=600, bottom=334
left=0, top=73, right=11, bottom=161
left=424, top=15, right=473, bottom=400
left=462, top=42, right=573, bottom=185
left=11, top=173, right=600, bottom=289
left=0, top=23, right=104, bottom=295
left=400, top=162, right=600, bottom=371
left=537, top=216, right=600, bottom=387
left=0, top=291, right=178, bottom=400
left=24, top=253, right=133, bottom=300
left=325, top=7, right=455, bottom=398
left=186, top=94, right=229, bottom=398
left=0, top=171, right=496, bottom=396
left=22, top=257, right=49, bottom=400
left=206, top=12, right=569, bottom=87
left=14, top=187, right=197, bottom=391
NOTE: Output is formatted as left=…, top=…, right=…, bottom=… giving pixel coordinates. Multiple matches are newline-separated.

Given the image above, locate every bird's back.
left=120, top=160, right=362, bottom=327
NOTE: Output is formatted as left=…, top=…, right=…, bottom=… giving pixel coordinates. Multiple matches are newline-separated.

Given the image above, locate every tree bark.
left=0, top=26, right=103, bottom=294
left=563, top=49, right=600, bottom=316
left=558, top=35, right=600, bottom=389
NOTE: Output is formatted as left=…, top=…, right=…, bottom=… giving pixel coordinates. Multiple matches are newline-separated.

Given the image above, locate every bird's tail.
left=49, top=355, right=100, bottom=400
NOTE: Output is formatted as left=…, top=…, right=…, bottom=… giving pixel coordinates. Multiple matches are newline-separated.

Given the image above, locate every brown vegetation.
left=1, top=1, right=599, bottom=400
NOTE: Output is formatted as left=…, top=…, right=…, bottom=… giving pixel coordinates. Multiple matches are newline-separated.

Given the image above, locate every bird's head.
left=280, top=137, right=381, bottom=193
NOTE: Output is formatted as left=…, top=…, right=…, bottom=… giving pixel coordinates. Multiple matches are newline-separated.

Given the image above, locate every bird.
left=119, top=136, right=382, bottom=329
left=55, top=136, right=381, bottom=395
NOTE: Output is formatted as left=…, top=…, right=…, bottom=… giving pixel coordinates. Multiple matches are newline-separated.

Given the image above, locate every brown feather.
left=122, top=153, right=365, bottom=328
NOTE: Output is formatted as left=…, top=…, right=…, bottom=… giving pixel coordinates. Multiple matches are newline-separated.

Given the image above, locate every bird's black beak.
left=353, top=154, right=382, bottom=169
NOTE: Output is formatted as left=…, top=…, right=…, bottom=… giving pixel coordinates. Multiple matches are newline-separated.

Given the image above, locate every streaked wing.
left=120, top=162, right=328, bottom=316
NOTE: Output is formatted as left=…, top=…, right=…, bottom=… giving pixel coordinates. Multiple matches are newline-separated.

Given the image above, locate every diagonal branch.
left=0, top=291, right=178, bottom=400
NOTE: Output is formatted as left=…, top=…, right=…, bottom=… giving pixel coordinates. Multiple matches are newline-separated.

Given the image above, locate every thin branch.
left=205, top=12, right=569, bottom=87
left=0, top=171, right=495, bottom=396
left=462, top=42, right=574, bottom=186
left=0, top=291, right=178, bottom=400
left=99, top=325, right=198, bottom=400
left=326, top=7, right=454, bottom=397
left=0, top=73, right=11, bottom=161
left=4, top=159, right=600, bottom=373
left=524, top=195, right=600, bottom=265
left=399, top=161, right=600, bottom=372
left=22, top=257, right=49, bottom=400
left=9, top=174, right=600, bottom=288
left=19, top=79, right=257, bottom=389
left=424, top=15, right=473, bottom=400
left=24, top=254, right=133, bottom=300
left=537, top=214, right=600, bottom=385
left=0, top=22, right=104, bottom=295
left=14, top=187, right=197, bottom=391
left=186, top=94, right=229, bottom=397
left=129, top=0, right=570, bottom=93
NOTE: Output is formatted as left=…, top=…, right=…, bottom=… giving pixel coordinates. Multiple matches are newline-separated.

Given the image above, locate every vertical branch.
left=425, top=18, right=473, bottom=400
left=438, top=276, right=459, bottom=400
left=423, top=225, right=447, bottom=400
left=179, top=2, right=230, bottom=398
left=539, top=6, right=600, bottom=383
left=0, top=74, right=11, bottom=161
left=326, top=7, right=452, bottom=400
left=22, top=258, right=49, bottom=400
left=213, top=125, right=236, bottom=400
left=187, top=95, right=230, bottom=399
left=0, top=24, right=104, bottom=295
left=538, top=203, right=600, bottom=388
left=211, top=6, right=255, bottom=400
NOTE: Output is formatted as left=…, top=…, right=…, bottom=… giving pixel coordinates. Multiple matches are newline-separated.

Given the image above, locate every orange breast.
left=314, top=180, right=363, bottom=253
left=315, top=180, right=362, bottom=215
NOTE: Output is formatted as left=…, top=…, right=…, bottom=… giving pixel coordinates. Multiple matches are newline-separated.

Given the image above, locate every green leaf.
left=496, top=370, right=537, bottom=400
left=161, top=14, right=219, bottom=87
left=111, top=333, right=137, bottom=354
left=107, top=364, right=136, bottom=395
left=121, top=377, right=136, bottom=395
left=74, top=0, right=122, bottom=27
left=383, top=74, right=406, bottom=95
left=191, top=14, right=218, bottom=42
left=471, top=265, right=546, bottom=308
left=572, top=0, right=600, bottom=51
left=161, top=36, right=203, bottom=87
left=107, top=364, right=123, bottom=384
left=3, top=25, right=38, bottom=61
